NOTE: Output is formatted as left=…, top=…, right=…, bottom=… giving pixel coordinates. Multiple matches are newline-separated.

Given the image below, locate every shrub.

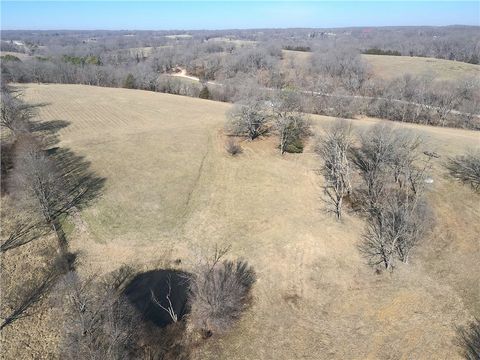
left=199, top=86, right=210, bottom=99
left=283, top=45, right=311, bottom=52
left=456, top=318, right=480, bottom=360
left=362, top=48, right=402, bottom=56
left=0, top=54, right=21, bottom=62
left=123, top=73, right=136, bottom=89
left=188, top=249, right=256, bottom=336
left=284, top=138, right=304, bottom=153
left=446, top=151, right=480, bottom=192
left=225, top=138, right=243, bottom=156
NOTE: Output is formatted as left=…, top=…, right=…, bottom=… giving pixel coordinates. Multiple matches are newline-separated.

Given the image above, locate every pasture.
left=281, top=49, right=480, bottom=81
left=363, top=54, right=480, bottom=81
left=1, top=83, right=477, bottom=359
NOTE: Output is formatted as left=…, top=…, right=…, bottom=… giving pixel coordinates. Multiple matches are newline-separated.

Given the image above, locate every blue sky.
left=1, top=1, right=479, bottom=30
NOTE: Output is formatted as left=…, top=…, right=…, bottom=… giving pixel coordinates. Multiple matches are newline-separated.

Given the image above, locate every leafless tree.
left=188, top=246, right=256, bottom=336
left=0, top=85, right=37, bottom=134
left=317, top=120, right=353, bottom=219
left=9, top=135, right=69, bottom=254
left=150, top=277, right=178, bottom=323
left=59, top=268, right=140, bottom=360
left=350, top=125, right=397, bottom=214
left=226, top=100, right=269, bottom=140
left=352, top=125, right=434, bottom=270
left=271, top=90, right=311, bottom=154
left=446, top=151, right=480, bottom=192
left=8, top=135, right=104, bottom=258
left=359, top=190, right=432, bottom=270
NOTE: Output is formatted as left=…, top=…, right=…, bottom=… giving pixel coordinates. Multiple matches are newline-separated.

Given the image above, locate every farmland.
left=281, top=49, right=480, bottom=82
left=2, top=83, right=478, bottom=359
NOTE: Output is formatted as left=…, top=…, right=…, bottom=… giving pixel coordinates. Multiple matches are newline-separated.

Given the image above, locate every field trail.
left=18, top=84, right=480, bottom=359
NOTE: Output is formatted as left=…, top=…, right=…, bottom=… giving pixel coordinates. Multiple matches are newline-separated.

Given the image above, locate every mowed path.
left=21, top=84, right=480, bottom=360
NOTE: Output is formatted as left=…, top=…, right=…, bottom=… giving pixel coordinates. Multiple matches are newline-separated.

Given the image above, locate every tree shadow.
left=47, top=146, right=106, bottom=213
left=33, top=119, right=70, bottom=148
left=124, top=269, right=191, bottom=328
left=456, top=318, right=480, bottom=360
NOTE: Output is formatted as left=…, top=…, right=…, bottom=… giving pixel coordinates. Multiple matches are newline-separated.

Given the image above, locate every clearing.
left=281, top=49, right=480, bottom=81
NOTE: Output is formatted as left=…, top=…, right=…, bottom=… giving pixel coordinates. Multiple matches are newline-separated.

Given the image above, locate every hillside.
left=363, top=54, right=480, bottom=81
left=3, top=84, right=479, bottom=359
left=281, top=49, right=480, bottom=81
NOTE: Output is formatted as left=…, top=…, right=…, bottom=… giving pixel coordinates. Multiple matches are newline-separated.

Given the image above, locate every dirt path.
left=169, top=67, right=479, bottom=120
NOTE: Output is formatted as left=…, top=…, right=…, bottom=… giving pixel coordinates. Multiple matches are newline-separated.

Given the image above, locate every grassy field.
left=363, top=54, right=480, bottom=82
left=0, top=51, right=32, bottom=61
left=3, top=84, right=479, bottom=359
left=281, top=50, right=480, bottom=81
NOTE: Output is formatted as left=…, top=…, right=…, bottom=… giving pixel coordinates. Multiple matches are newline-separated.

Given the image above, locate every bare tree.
left=150, top=277, right=178, bottom=323
left=446, top=151, right=480, bottom=192
left=350, top=124, right=397, bottom=215
left=271, top=90, right=311, bottom=154
left=188, top=246, right=256, bottom=336
left=359, top=190, right=432, bottom=270
left=59, top=268, right=140, bottom=360
left=8, top=135, right=104, bottom=258
left=0, top=85, right=40, bottom=135
left=9, top=135, right=69, bottom=254
left=317, top=120, right=353, bottom=219
left=352, top=124, right=433, bottom=270
left=226, top=100, right=269, bottom=140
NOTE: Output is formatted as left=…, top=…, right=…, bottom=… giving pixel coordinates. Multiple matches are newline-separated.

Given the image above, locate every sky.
left=1, top=1, right=479, bottom=30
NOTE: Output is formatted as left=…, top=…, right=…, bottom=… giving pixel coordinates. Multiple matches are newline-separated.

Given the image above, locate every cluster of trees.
left=0, top=85, right=105, bottom=331
left=318, top=122, right=434, bottom=270
left=362, top=48, right=402, bottom=56
left=0, top=87, right=256, bottom=356
left=226, top=89, right=311, bottom=154
left=2, top=28, right=479, bottom=129
left=56, top=246, right=255, bottom=359
left=446, top=151, right=480, bottom=192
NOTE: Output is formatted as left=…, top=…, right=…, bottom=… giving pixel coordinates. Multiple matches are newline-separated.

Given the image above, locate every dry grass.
left=2, top=83, right=479, bottom=359
left=280, top=50, right=480, bottom=82
left=0, top=51, right=31, bottom=61
left=362, top=54, right=480, bottom=82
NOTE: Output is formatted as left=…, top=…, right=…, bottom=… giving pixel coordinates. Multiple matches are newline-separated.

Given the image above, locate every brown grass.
left=280, top=49, right=480, bottom=82
left=1, top=83, right=479, bottom=359
left=363, top=54, right=480, bottom=82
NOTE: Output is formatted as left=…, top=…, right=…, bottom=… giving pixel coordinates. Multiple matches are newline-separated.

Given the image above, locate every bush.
left=123, top=73, right=136, bottom=89
left=225, top=138, right=243, bottom=156
left=363, top=48, right=402, bottom=56
left=283, top=45, right=311, bottom=52
left=199, top=86, right=210, bottom=99
left=456, top=318, right=480, bottom=360
left=0, top=54, right=21, bottom=62
left=284, top=138, right=304, bottom=153
left=446, top=151, right=480, bottom=192
left=188, top=250, right=256, bottom=336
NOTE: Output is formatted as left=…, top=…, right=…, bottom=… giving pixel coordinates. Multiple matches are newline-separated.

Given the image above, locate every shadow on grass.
left=456, top=318, right=480, bottom=360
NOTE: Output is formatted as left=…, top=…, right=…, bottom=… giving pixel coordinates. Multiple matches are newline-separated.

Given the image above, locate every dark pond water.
left=124, top=269, right=190, bottom=328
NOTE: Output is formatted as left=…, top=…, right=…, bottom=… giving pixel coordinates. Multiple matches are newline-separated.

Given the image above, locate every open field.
left=281, top=50, right=480, bottom=81
left=0, top=51, right=31, bottom=61
left=363, top=54, right=480, bottom=81
left=3, top=83, right=479, bottom=359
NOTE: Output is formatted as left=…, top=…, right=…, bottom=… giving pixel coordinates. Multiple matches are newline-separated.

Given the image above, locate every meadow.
left=2, top=83, right=478, bottom=359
